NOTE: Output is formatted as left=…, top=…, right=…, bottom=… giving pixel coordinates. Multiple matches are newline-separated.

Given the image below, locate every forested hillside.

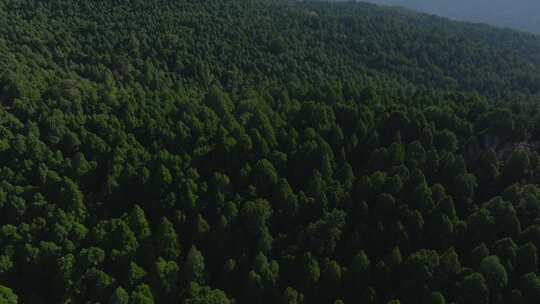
left=2, top=0, right=540, bottom=303
left=360, top=0, right=540, bottom=34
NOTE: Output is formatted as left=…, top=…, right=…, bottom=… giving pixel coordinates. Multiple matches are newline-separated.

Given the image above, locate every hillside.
left=361, top=0, right=540, bottom=34
left=1, top=0, right=540, bottom=303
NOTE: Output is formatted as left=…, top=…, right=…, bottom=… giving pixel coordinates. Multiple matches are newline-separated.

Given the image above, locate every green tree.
left=434, top=129, right=458, bottom=152
left=459, top=273, right=489, bottom=304
left=521, top=273, right=540, bottom=304
left=57, top=177, right=86, bottom=219
left=253, top=159, right=279, bottom=192
left=320, top=260, right=342, bottom=300
left=82, top=268, right=114, bottom=301
left=404, top=249, right=439, bottom=286
left=184, top=283, right=231, bottom=304
left=204, top=85, right=234, bottom=116
left=128, top=204, right=151, bottom=241
left=155, top=217, right=181, bottom=260
left=479, top=256, right=508, bottom=290
left=502, top=149, right=531, bottom=184
left=154, top=257, right=179, bottom=294
left=305, top=209, right=346, bottom=256
left=127, top=262, right=147, bottom=288
left=440, top=247, right=461, bottom=277
left=0, top=285, right=17, bottom=304
left=282, top=287, right=303, bottom=304
left=240, top=199, right=273, bottom=253
left=428, top=292, right=446, bottom=304
left=362, top=286, right=377, bottom=304
left=109, top=287, right=129, bottom=304
left=183, top=246, right=205, bottom=285
left=516, top=242, right=538, bottom=275
left=130, top=284, right=155, bottom=304
left=298, top=252, right=320, bottom=291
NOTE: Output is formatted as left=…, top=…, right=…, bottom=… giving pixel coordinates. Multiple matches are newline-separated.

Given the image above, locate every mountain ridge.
left=357, top=0, right=540, bottom=34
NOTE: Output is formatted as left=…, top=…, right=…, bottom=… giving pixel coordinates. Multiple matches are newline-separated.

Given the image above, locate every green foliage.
left=0, top=0, right=539, bottom=303
left=459, top=273, right=490, bottom=304
left=521, top=273, right=540, bottom=304
left=183, top=246, right=206, bottom=285
left=154, top=258, right=179, bottom=294
left=282, top=287, right=303, bottom=304
left=184, top=283, right=231, bottom=304
left=155, top=217, right=181, bottom=261
left=0, top=285, right=17, bottom=304
left=479, top=255, right=508, bottom=290
left=516, top=243, right=538, bottom=275
left=428, top=292, right=446, bottom=304
left=109, top=287, right=129, bottom=304
left=404, top=249, right=439, bottom=285
left=130, top=284, right=154, bottom=304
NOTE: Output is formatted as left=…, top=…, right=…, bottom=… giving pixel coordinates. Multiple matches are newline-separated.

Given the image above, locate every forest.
left=1, top=0, right=540, bottom=303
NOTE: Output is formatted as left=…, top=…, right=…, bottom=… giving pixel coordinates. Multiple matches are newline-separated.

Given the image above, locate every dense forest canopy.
left=1, top=0, right=540, bottom=303
left=358, top=0, right=540, bottom=34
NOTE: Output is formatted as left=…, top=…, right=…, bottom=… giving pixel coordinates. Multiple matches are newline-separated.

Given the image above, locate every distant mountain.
left=361, top=0, right=540, bottom=34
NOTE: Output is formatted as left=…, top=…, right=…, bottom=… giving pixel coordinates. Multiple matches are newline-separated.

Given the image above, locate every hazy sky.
left=360, top=0, right=540, bottom=34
